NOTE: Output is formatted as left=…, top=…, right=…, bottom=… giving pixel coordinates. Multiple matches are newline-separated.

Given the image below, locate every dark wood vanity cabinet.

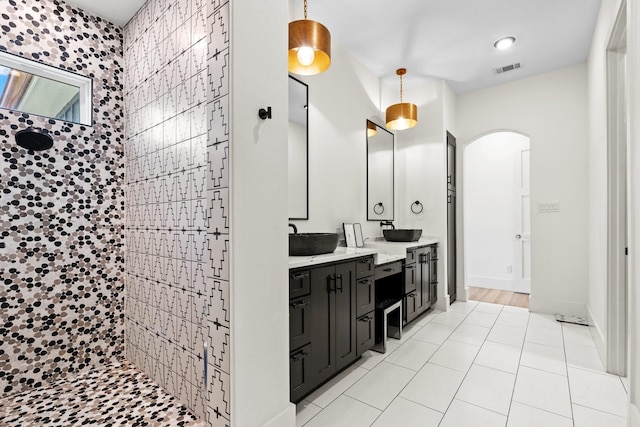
left=289, top=255, right=375, bottom=403
left=404, top=244, right=438, bottom=324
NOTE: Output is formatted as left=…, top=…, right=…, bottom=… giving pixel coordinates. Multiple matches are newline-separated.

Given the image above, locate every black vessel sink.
left=383, top=229, right=422, bottom=242
left=289, top=233, right=339, bottom=256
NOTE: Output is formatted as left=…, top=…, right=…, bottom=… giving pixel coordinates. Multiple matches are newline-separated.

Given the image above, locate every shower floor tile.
left=0, top=361, right=205, bottom=427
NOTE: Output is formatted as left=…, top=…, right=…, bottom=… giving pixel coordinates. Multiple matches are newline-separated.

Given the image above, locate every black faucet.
left=288, top=223, right=298, bottom=234
left=380, top=221, right=395, bottom=230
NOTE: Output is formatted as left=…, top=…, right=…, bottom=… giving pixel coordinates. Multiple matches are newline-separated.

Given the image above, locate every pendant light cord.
left=304, top=0, right=307, bottom=19
left=399, top=73, right=403, bottom=103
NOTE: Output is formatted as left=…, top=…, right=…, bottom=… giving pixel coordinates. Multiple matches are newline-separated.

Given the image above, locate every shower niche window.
left=0, top=51, right=92, bottom=125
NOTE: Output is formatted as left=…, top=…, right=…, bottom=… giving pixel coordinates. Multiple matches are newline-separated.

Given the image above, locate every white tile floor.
left=296, top=300, right=629, bottom=427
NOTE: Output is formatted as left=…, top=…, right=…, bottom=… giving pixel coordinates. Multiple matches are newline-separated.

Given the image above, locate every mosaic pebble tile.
left=0, top=361, right=205, bottom=427
left=0, top=0, right=125, bottom=397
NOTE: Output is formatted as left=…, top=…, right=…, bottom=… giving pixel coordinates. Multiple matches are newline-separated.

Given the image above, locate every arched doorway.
left=463, top=131, right=531, bottom=300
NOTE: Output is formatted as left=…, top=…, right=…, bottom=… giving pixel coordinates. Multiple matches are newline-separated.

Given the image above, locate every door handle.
left=292, top=349, right=309, bottom=361
left=327, top=275, right=336, bottom=293
left=291, top=300, right=310, bottom=309
left=336, top=274, right=343, bottom=292
left=516, top=234, right=522, bottom=239
left=291, top=271, right=309, bottom=281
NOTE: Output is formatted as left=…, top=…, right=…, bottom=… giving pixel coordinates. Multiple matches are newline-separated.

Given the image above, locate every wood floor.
left=468, top=286, right=530, bottom=309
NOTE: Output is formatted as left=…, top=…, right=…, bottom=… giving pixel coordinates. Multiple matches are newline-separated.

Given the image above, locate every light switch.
left=538, top=202, right=560, bottom=213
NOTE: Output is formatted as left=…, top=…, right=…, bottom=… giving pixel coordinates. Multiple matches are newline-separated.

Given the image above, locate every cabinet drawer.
left=356, top=277, right=375, bottom=318
left=290, top=297, right=311, bottom=350
left=290, top=344, right=312, bottom=403
left=375, top=260, right=403, bottom=280
left=356, top=313, right=375, bottom=356
left=406, top=249, right=417, bottom=264
left=404, top=263, right=417, bottom=294
left=289, top=270, right=310, bottom=299
left=355, top=257, right=374, bottom=279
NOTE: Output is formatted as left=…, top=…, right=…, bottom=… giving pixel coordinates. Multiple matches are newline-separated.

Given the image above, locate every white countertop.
left=374, top=253, right=406, bottom=265
left=288, top=236, right=439, bottom=268
left=288, top=247, right=378, bottom=269
left=363, top=236, right=439, bottom=255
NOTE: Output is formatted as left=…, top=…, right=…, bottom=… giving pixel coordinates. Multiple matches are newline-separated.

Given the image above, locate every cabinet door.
left=356, top=313, right=375, bottom=356
left=431, top=245, right=439, bottom=305
left=290, top=344, right=312, bottom=403
left=404, top=293, right=418, bottom=324
left=334, top=262, right=357, bottom=371
left=447, top=132, right=456, bottom=191
left=422, top=247, right=433, bottom=310
left=309, top=264, right=336, bottom=385
left=356, top=277, right=375, bottom=318
left=290, top=296, right=311, bottom=351
left=404, top=263, right=417, bottom=294
left=448, top=190, right=457, bottom=303
left=415, top=248, right=431, bottom=314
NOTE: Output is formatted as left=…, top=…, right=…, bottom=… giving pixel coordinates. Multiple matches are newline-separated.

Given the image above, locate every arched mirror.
left=367, top=120, right=394, bottom=221
left=288, top=75, right=308, bottom=220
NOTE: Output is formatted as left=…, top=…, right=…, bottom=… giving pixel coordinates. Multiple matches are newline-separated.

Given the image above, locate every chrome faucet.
left=380, top=221, right=395, bottom=230
left=288, top=223, right=298, bottom=234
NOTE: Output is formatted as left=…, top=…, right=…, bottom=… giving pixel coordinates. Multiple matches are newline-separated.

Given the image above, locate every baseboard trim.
left=631, top=402, right=640, bottom=427
left=437, top=294, right=450, bottom=312
left=467, top=276, right=515, bottom=292
left=528, top=296, right=587, bottom=317
left=262, top=403, right=296, bottom=427
left=586, top=304, right=607, bottom=371
left=458, top=286, right=470, bottom=302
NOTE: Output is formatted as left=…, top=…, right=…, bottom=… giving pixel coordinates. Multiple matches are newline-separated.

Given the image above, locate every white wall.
left=230, top=0, right=295, bottom=425
left=628, top=0, right=640, bottom=420
left=288, top=121, right=307, bottom=218
left=394, top=79, right=451, bottom=308
left=586, top=0, right=624, bottom=363
left=457, top=64, right=589, bottom=316
left=464, top=132, right=529, bottom=291
left=288, top=42, right=388, bottom=239
left=588, top=0, right=640, bottom=419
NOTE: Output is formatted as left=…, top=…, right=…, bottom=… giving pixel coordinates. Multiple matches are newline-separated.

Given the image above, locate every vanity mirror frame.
left=288, top=75, right=309, bottom=220
left=366, top=120, right=394, bottom=221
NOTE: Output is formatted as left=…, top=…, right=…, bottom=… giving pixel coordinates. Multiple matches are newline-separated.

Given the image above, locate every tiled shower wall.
left=123, top=0, right=231, bottom=425
left=0, top=0, right=124, bottom=396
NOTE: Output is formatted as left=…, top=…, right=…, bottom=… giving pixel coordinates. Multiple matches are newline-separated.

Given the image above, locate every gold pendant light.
left=288, top=0, right=331, bottom=75
left=386, top=68, right=418, bottom=130
left=367, top=121, right=378, bottom=137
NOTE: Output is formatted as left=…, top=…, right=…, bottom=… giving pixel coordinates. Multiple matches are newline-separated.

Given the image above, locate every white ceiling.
left=296, top=0, right=603, bottom=93
left=62, top=0, right=602, bottom=93
left=62, top=0, right=146, bottom=27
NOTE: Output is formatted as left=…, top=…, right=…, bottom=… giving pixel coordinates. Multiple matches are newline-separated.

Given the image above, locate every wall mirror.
left=288, top=75, right=309, bottom=220
left=0, top=51, right=92, bottom=125
left=367, top=120, right=394, bottom=221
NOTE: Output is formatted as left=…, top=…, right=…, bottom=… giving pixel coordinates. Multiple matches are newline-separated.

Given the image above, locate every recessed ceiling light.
left=494, top=36, right=516, bottom=50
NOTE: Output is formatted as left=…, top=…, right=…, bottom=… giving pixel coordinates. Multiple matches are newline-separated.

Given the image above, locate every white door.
left=514, top=148, right=531, bottom=293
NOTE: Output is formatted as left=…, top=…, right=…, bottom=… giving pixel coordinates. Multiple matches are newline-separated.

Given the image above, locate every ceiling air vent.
left=494, top=62, right=521, bottom=74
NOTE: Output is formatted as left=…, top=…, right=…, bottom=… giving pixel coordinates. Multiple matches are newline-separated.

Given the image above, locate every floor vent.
left=494, top=62, right=521, bottom=74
